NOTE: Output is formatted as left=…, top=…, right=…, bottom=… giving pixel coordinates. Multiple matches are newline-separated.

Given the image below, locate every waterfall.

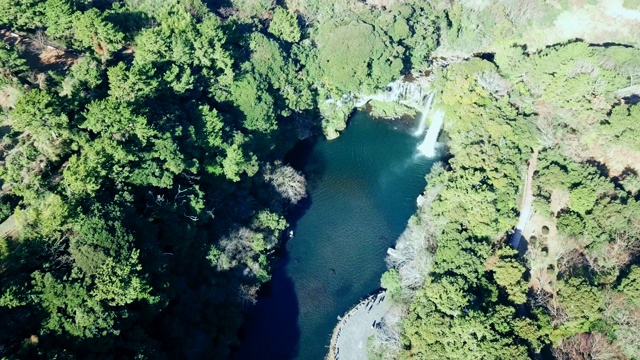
left=417, top=110, right=444, bottom=157
left=413, top=92, right=435, bottom=137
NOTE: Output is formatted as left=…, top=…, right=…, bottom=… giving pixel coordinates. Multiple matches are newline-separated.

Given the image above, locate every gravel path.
left=327, top=291, right=391, bottom=360
left=511, top=151, right=538, bottom=251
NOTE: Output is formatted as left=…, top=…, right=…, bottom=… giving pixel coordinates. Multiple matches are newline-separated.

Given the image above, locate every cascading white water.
left=417, top=110, right=444, bottom=157
left=413, top=92, right=435, bottom=137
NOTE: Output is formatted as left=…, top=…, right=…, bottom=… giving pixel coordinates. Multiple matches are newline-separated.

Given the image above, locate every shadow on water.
left=231, top=137, right=326, bottom=360
left=233, top=112, right=436, bottom=360
left=231, top=251, right=301, bottom=360
left=285, top=136, right=328, bottom=192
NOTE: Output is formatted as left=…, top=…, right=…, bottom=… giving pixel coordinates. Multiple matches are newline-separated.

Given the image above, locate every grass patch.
left=623, top=0, right=640, bottom=9
left=367, top=100, right=417, bottom=119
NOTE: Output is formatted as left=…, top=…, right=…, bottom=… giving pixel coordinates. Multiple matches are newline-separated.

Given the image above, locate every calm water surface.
left=233, top=112, right=436, bottom=360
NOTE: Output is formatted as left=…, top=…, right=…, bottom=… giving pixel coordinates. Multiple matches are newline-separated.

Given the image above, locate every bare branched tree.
left=554, top=333, right=622, bottom=360
left=566, top=59, right=599, bottom=78
left=369, top=305, right=406, bottom=360
left=264, top=162, right=307, bottom=204
left=605, top=297, right=640, bottom=360
left=386, top=184, right=442, bottom=293
left=621, top=173, right=640, bottom=195
left=501, top=0, right=544, bottom=27
left=238, top=283, right=259, bottom=305
left=217, top=227, right=260, bottom=272
left=552, top=235, right=584, bottom=276
left=477, top=70, right=512, bottom=98
left=602, top=290, right=630, bottom=325
left=585, top=232, right=638, bottom=275
left=32, top=30, right=49, bottom=51
left=534, top=100, right=561, bottom=148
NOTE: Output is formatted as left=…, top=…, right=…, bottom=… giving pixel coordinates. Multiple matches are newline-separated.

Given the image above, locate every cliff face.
left=321, top=73, right=433, bottom=140
left=354, top=74, right=432, bottom=110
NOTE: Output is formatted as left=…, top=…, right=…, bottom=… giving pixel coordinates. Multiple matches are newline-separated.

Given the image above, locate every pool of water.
left=232, top=111, right=436, bottom=360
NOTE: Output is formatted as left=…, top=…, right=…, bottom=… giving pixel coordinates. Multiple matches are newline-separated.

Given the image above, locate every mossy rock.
left=367, top=100, right=417, bottom=119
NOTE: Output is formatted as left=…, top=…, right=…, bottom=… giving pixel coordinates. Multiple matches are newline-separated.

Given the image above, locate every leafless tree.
left=530, top=287, right=552, bottom=308
left=606, top=298, right=640, bottom=360
left=501, top=0, right=545, bottom=27
left=476, top=70, right=512, bottom=98
left=566, top=59, right=599, bottom=78
left=553, top=333, right=622, bottom=360
left=531, top=287, right=582, bottom=332
left=263, top=162, right=307, bottom=204
left=551, top=234, right=584, bottom=277
left=238, top=283, right=260, bottom=305
left=621, top=173, right=640, bottom=195
left=585, top=232, right=638, bottom=275
left=602, top=290, right=631, bottom=325
left=529, top=266, right=554, bottom=293
left=369, top=305, right=406, bottom=360
left=32, top=30, right=49, bottom=51
left=534, top=101, right=561, bottom=148
left=386, top=185, right=442, bottom=293
left=216, top=227, right=260, bottom=272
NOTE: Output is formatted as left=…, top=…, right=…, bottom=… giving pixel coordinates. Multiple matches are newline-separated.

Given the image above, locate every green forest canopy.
left=0, top=0, right=638, bottom=359
left=375, top=42, right=640, bottom=360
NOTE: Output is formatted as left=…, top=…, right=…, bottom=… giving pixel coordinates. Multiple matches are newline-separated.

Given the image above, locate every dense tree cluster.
left=0, top=0, right=324, bottom=357
left=376, top=43, right=640, bottom=359
left=0, top=0, right=464, bottom=358
left=0, top=0, right=638, bottom=359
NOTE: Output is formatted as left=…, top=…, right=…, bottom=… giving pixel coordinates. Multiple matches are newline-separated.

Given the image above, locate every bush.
left=367, top=100, right=417, bottom=119
left=557, top=212, right=585, bottom=237
left=268, top=7, right=301, bottom=43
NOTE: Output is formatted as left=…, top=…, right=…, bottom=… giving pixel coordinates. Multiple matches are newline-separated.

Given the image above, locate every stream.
left=232, top=111, right=436, bottom=360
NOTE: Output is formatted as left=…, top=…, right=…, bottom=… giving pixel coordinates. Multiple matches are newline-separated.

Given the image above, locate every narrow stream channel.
left=232, top=111, right=436, bottom=360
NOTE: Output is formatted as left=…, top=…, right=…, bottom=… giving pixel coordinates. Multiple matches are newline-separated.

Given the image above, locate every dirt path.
left=327, top=291, right=391, bottom=360
left=0, top=29, right=78, bottom=73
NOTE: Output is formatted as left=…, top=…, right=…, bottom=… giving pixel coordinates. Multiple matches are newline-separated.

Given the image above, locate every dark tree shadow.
left=284, top=136, right=327, bottom=192
left=230, top=252, right=301, bottom=360
left=474, top=52, right=495, bottom=64
left=589, top=42, right=635, bottom=49
left=585, top=159, right=611, bottom=179
left=623, top=94, right=640, bottom=105
left=105, top=11, right=149, bottom=37
left=231, top=136, right=327, bottom=360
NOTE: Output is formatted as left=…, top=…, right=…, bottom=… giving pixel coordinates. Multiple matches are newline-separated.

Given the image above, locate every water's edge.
left=233, top=112, right=434, bottom=360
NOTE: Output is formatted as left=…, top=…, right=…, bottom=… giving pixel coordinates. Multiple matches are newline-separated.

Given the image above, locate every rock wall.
left=321, top=73, right=433, bottom=140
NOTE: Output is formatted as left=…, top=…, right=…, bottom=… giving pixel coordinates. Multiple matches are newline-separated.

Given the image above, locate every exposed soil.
left=550, top=189, right=570, bottom=216
left=0, top=85, right=21, bottom=110
left=586, top=145, right=640, bottom=177
left=524, top=210, right=561, bottom=293
left=529, top=0, right=640, bottom=49
left=0, top=30, right=78, bottom=73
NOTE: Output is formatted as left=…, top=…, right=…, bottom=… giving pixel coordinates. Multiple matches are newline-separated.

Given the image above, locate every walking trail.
left=326, top=291, right=390, bottom=360
left=511, top=150, right=538, bottom=251
left=328, top=151, right=538, bottom=360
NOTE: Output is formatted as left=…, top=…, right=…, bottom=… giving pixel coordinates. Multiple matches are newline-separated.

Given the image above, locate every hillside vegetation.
left=0, top=0, right=637, bottom=359
left=375, top=35, right=640, bottom=360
